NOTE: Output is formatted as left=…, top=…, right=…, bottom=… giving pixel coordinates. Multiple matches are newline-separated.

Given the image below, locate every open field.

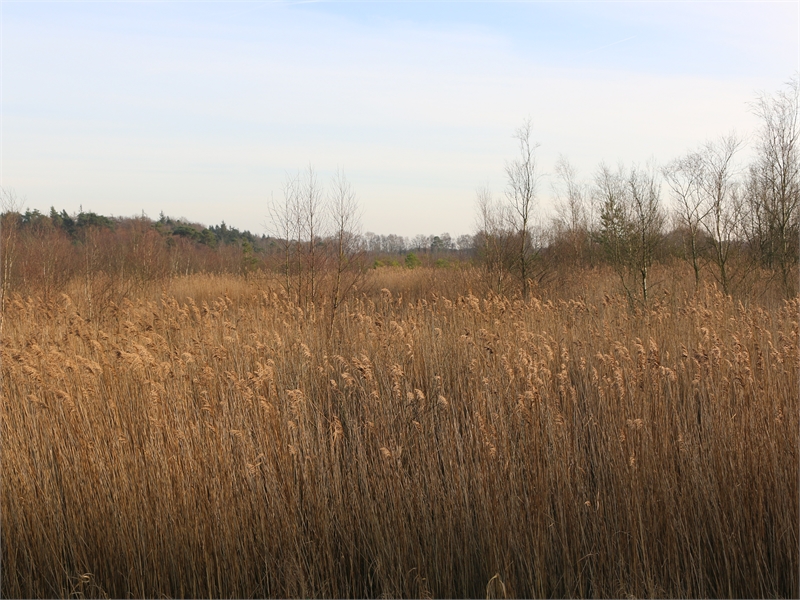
left=2, top=267, right=798, bottom=598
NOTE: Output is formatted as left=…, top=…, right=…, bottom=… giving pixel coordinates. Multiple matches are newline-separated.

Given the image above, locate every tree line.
left=474, top=77, right=799, bottom=304
left=1, top=77, right=797, bottom=318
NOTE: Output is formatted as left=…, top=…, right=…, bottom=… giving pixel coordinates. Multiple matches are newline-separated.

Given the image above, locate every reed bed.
left=2, top=271, right=798, bottom=598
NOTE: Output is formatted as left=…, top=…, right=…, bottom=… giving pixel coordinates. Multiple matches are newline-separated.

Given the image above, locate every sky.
left=2, top=0, right=798, bottom=238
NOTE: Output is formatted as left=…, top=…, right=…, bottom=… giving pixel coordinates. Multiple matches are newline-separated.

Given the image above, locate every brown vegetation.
left=2, top=266, right=797, bottom=598
left=1, top=75, right=796, bottom=600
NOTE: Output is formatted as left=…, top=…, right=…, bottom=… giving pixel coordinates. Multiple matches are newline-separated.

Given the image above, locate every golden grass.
left=2, top=268, right=798, bottom=598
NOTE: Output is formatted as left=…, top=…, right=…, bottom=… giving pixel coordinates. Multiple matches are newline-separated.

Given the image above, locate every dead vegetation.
left=2, top=268, right=798, bottom=598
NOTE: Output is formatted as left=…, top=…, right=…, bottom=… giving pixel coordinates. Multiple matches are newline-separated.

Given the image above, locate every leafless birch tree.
left=268, top=176, right=301, bottom=299
left=663, top=152, right=709, bottom=289
left=594, top=162, right=664, bottom=307
left=505, top=119, right=542, bottom=299
left=699, top=135, right=744, bottom=296
left=552, top=155, right=591, bottom=266
left=745, top=76, right=800, bottom=295
left=627, top=163, right=665, bottom=305
left=328, top=169, right=363, bottom=334
left=475, top=185, right=513, bottom=294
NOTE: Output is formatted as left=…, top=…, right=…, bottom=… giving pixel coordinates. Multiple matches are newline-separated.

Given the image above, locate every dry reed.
left=2, top=268, right=797, bottom=598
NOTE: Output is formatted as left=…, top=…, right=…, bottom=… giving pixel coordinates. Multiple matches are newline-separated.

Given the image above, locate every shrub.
left=405, top=252, right=421, bottom=269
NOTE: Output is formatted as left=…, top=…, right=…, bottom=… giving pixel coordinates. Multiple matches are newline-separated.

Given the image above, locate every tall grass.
left=2, top=268, right=797, bottom=598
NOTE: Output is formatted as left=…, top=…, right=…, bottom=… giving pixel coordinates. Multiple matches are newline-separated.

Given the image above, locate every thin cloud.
left=2, top=2, right=790, bottom=236
left=584, top=34, right=637, bottom=55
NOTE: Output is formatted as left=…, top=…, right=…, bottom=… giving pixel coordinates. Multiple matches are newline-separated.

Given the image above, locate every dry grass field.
left=2, top=267, right=798, bottom=598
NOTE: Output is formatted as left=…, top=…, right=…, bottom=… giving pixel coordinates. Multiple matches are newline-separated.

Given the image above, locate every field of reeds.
left=2, top=267, right=798, bottom=598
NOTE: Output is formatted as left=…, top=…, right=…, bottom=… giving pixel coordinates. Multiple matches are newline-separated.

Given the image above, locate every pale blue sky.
left=2, top=1, right=797, bottom=237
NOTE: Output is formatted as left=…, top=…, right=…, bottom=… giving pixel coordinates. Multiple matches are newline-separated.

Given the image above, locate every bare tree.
left=627, top=163, right=665, bottom=305
left=594, top=162, right=664, bottom=307
left=699, top=134, right=744, bottom=296
left=663, top=151, right=709, bottom=289
left=411, top=234, right=431, bottom=252
left=0, top=188, right=24, bottom=331
left=268, top=166, right=327, bottom=307
left=746, top=76, right=800, bottom=295
left=594, top=163, right=633, bottom=298
left=300, top=165, right=326, bottom=306
left=456, top=234, right=474, bottom=252
left=552, top=155, right=591, bottom=266
left=362, top=231, right=379, bottom=253
left=268, top=166, right=366, bottom=315
left=268, top=175, right=301, bottom=299
left=505, top=119, right=542, bottom=299
left=328, top=169, right=363, bottom=335
left=384, top=234, right=406, bottom=254
left=475, top=185, right=513, bottom=294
